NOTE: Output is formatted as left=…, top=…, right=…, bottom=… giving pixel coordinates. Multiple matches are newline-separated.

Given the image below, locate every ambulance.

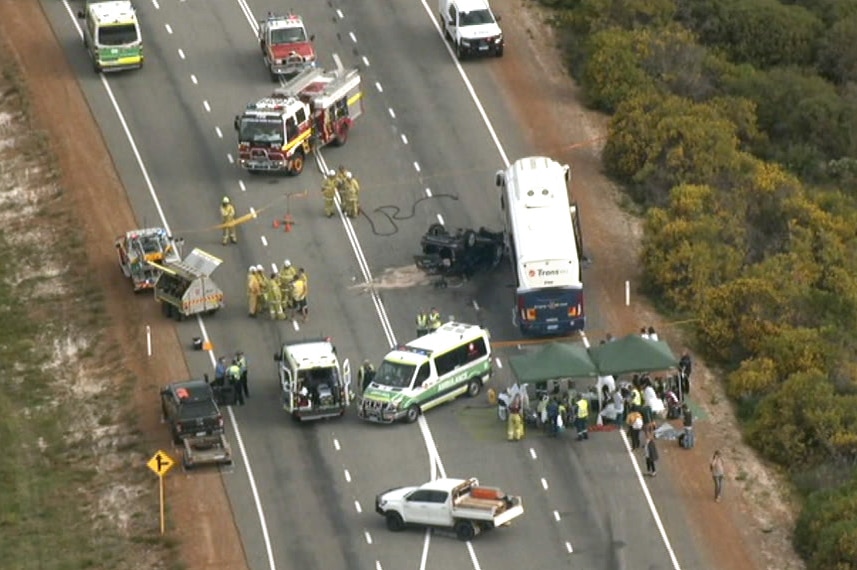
left=77, top=1, right=144, bottom=73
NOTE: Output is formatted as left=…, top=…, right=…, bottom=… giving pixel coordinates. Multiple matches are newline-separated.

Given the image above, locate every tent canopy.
left=587, top=334, right=678, bottom=376
left=508, top=342, right=598, bottom=382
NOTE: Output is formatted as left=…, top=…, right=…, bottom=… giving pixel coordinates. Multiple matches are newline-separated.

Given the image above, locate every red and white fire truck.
left=258, top=12, right=316, bottom=81
left=233, top=65, right=363, bottom=176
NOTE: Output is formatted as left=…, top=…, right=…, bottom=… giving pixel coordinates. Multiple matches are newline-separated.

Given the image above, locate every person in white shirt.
left=640, top=327, right=650, bottom=340
left=647, top=326, right=659, bottom=341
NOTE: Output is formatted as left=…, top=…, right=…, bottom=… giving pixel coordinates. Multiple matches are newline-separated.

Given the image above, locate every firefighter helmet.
left=283, top=259, right=292, bottom=268
left=328, top=169, right=336, bottom=177
left=222, top=196, right=230, bottom=204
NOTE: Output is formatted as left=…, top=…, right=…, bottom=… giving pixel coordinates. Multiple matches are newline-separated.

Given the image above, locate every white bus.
left=496, top=156, right=585, bottom=335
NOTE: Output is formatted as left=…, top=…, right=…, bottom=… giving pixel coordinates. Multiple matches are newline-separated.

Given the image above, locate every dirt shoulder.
left=0, top=1, right=249, bottom=569
left=490, top=1, right=804, bottom=569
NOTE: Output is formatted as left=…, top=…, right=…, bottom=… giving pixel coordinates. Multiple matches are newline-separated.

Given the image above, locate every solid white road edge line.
left=58, top=3, right=278, bottom=570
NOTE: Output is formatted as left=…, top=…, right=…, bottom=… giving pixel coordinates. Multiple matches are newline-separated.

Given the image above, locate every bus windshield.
left=238, top=118, right=284, bottom=144
left=97, top=24, right=139, bottom=46
left=374, top=360, right=416, bottom=389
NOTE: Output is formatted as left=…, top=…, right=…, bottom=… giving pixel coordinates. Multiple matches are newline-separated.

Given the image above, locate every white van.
left=357, top=322, right=492, bottom=423
left=77, top=1, right=144, bottom=73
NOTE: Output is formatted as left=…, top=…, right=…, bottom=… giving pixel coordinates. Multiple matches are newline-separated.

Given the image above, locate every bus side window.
left=412, top=364, right=430, bottom=388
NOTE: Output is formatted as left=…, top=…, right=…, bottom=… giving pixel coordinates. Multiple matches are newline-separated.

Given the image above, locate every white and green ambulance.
left=357, top=322, right=492, bottom=423
left=77, top=1, right=144, bottom=73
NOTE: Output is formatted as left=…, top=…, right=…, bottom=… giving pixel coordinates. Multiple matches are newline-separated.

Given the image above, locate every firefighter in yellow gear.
left=334, top=164, right=349, bottom=195
left=507, top=395, right=525, bottom=441
left=297, top=267, right=309, bottom=298
left=322, top=170, right=338, bottom=217
left=267, top=272, right=287, bottom=320
left=247, top=266, right=262, bottom=317
left=220, top=196, right=237, bottom=245
left=343, top=172, right=360, bottom=218
left=254, top=264, right=269, bottom=313
left=278, top=259, right=298, bottom=310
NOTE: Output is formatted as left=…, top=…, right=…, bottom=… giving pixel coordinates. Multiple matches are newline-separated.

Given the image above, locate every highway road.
left=44, top=0, right=712, bottom=569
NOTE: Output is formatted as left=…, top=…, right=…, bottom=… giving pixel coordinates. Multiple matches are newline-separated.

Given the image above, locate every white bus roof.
left=502, top=156, right=581, bottom=290
left=89, top=1, right=137, bottom=24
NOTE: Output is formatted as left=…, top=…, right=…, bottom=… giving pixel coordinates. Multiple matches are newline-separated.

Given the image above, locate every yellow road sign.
left=147, top=450, right=175, bottom=477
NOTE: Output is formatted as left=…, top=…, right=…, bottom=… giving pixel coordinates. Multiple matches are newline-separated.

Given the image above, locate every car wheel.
left=454, top=520, right=475, bottom=541
left=496, top=46, right=504, bottom=58
left=466, top=379, right=481, bottom=398
left=385, top=512, right=405, bottom=532
left=457, top=42, right=465, bottom=61
left=171, top=427, right=182, bottom=445
left=405, top=405, right=420, bottom=423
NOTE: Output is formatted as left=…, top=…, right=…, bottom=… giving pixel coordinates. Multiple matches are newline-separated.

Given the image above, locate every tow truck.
left=274, top=338, right=352, bottom=422
left=115, top=228, right=182, bottom=292
left=376, top=477, right=524, bottom=541
left=233, top=63, right=364, bottom=176
left=258, top=12, right=316, bottom=81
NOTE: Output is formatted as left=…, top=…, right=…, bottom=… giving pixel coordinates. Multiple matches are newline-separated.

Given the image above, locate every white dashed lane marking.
left=336, top=9, right=344, bottom=18
left=364, top=531, right=373, bottom=545
left=496, top=358, right=503, bottom=369
left=388, top=108, right=396, bottom=119
left=529, top=448, right=537, bottom=460
left=333, top=439, right=341, bottom=451
left=191, top=74, right=198, bottom=85
left=375, top=82, right=383, bottom=93
left=270, top=263, right=278, bottom=275
left=375, top=561, right=383, bottom=570
left=362, top=56, right=370, bottom=67
left=349, top=32, right=357, bottom=43
left=292, top=320, right=300, bottom=331
left=178, top=48, right=185, bottom=59
left=541, top=478, right=549, bottom=490
left=165, top=23, right=173, bottom=34
left=401, top=134, right=408, bottom=145
left=566, top=542, right=574, bottom=554
left=425, top=188, right=432, bottom=197
left=152, top=0, right=160, bottom=8
left=203, top=100, right=211, bottom=112
left=260, top=235, right=268, bottom=247
left=413, top=161, right=421, bottom=172
left=215, top=127, right=223, bottom=138
left=553, top=510, right=561, bottom=522
left=437, top=213, right=445, bottom=225
left=227, top=153, right=234, bottom=164
left=239, top=180, right=246, bottom=192
left=344, top=469, right=352, bottom=483
left=354, top=501, right=362, bottom=513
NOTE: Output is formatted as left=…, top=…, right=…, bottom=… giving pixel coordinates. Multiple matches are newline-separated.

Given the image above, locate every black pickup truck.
left=160, top=379, right=225, bottom=444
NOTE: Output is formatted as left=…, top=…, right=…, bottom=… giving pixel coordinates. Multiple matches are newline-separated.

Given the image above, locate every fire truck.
left=258, top=12, right=316, bottom=81
left=233, top=64, right=363, bottom=176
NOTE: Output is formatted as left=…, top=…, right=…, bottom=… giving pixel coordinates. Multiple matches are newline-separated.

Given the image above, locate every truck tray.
left=455, top=496, right=506, bottom=511
left=182, top=433, right=232, bottom=469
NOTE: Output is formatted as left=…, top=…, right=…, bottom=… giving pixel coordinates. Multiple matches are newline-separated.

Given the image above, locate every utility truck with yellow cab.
left=274, top=338, right=352, bottom=422
left=233, top=63, right=363, bottom=176
left=357, top=322, right=492, bottom=423
left=375, top=477, right=524, bottom=541
left=258, top=12, right=317, bottom=81
left=77, top=1, right=144, bottom=73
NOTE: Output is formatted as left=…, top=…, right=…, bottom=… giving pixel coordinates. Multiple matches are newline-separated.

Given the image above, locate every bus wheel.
left=405, top=405, right=420, bottom=423
left=466, top=379, right=482, bottom=398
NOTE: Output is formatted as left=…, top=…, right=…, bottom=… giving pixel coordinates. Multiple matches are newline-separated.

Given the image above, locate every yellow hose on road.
left=174, top=190, right=309, bottom=234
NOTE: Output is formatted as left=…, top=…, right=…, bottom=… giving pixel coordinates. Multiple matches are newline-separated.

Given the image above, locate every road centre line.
left=376, top=561, right=383, bottom=570
left=178, top=48, right=185, bottom=59
left=58, top=3, right=277, bottom=569
left=566, top=542, right=574, bottom=553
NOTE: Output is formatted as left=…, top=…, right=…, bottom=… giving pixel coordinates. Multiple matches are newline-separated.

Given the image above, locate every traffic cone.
left=283, top=214, right=294, bottom=233
left=273, top=218, right=280, bottom=229
left=202, top=340, right=213, bottom=351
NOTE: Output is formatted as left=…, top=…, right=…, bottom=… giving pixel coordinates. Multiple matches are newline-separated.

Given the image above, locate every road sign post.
left=147, top=450, right=175, bottom=535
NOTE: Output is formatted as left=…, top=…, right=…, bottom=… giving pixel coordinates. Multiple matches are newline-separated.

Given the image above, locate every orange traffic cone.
left=202, top=340, right=214, bottom=351
left=283, top=214, right=294, bottom=233
left=273, top=218, right=281, bottom=229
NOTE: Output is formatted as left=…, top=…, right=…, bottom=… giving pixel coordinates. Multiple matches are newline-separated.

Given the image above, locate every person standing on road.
left=343, top=172, right=360, bottom=218
left=679, top=349, right=693, bottom=397
left=427, top=307, right=442, bottom=332
left=322, top=170, right=337, bottom=217
left=574, top=394, right=589, bottom=441
left=627, top=410, right=643, bottom=450
left=247, top=266, right=262, bottom=317
left=235, top=351, right=249, bottom=399
left=506, top=394, right=525, bottom=441
left=710, top=450, right=725, bottom=502
left=226, top=359, right=244, bottom=406
left=291, top=275, right=308, bottom=323
left=214, top=356, right=228, bottom=387
left=220, top=196, right=238, bottom=245
left=415, top=309, right=429, bottom=337
left=644, top=434, right=658, bottom=476
left=358, top=360, right=376, bottom=394
left=267, top=272, right=286, bottom=320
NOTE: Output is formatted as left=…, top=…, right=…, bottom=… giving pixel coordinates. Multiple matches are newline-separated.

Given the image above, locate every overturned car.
left=414, top=224, right=505, bottom=285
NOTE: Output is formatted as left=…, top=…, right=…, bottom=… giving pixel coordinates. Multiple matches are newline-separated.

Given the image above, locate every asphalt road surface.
left=43, top=1, right=712, bottom=569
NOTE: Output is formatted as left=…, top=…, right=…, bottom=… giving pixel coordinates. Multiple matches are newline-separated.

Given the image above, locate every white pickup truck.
left=439, top=0, right=504, bottom=60
left=375, top=477, right=524, bottom=541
